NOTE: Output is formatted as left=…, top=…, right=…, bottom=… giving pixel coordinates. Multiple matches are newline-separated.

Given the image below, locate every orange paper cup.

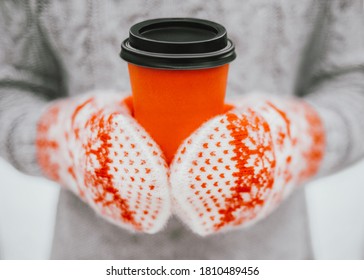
left=120, top=18, right=236, bottom=163
left=128, top=63, right=229, bottom=163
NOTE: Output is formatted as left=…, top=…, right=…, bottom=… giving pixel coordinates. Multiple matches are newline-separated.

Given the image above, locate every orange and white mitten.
left=170, top=95, right=325, bottom=236
left=36, top=92, right=170, bottom=233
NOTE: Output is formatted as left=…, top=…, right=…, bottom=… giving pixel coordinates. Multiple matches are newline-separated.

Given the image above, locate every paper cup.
left=120, top=18, right=236, bottom=163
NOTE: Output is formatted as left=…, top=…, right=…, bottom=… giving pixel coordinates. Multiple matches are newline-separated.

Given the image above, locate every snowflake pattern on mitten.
left=36, top=92, right=171, bottom=233
left=170, top=97, right=325, bottom=236
left=36, top=92, right=325, bottom=236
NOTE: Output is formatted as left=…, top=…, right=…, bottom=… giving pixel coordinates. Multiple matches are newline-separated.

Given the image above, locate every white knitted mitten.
left=170, top=95, right=325, bottom=236
left=36, top=91, right=170, bottom=233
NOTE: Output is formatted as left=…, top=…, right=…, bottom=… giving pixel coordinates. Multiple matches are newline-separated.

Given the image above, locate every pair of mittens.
left=36, top=92, right=325, bottom=236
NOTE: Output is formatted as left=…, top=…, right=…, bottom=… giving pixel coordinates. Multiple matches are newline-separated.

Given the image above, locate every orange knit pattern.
left=36, top=92, right=171, bottom=233
left=170, top=97, right=325, bottom=236
left=37, top=93, right=325, bottom=236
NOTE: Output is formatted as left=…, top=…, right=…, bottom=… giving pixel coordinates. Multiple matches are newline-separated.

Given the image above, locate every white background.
left=0, top=157, right=363, bottom=259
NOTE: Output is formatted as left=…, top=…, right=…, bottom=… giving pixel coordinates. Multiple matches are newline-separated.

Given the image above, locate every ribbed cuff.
left=0, top=90, right=48, bottom=177
left=304, top=90, right=364, bottom=177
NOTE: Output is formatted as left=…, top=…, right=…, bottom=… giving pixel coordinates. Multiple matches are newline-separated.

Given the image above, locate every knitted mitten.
left=170, top=95, right=325, bottom=236
left=36, top=92, right=170, bottom=233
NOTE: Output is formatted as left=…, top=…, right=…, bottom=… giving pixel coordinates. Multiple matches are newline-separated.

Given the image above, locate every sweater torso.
left=37, top=0, right=321, bottom=259
left=39, top=0, right=321, bottom=98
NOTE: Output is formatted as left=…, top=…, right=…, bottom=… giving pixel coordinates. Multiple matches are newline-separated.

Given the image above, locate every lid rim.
left=120, top=47, right=236, bottom=70
left=122, top=39, right=235, bottom=58
left=120, top=18, right=236, bottom=69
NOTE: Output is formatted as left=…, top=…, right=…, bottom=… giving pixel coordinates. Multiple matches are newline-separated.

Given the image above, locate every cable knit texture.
left=0, top=0, right=363, bottom=259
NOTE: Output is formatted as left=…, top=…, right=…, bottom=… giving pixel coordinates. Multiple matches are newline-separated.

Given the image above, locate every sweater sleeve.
left=0, top=1, right=64, bottom=176
left=303, top=0, right=364, bottom=176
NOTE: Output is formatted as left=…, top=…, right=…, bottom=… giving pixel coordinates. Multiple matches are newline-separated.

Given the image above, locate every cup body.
left=128, top=63, right=229, bottom=163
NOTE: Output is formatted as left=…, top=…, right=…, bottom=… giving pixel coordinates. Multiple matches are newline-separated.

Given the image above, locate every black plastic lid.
left=120, top=18, right=236, bottom=70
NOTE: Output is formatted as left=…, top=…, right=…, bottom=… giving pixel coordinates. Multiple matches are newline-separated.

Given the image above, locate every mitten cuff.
left=0, top=89, right=48, bottom=177
left=304, top=93, right=356, bottom=177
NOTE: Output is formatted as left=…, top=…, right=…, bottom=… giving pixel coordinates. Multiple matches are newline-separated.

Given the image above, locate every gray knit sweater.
left=0, top=0, right=363, bottom=259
